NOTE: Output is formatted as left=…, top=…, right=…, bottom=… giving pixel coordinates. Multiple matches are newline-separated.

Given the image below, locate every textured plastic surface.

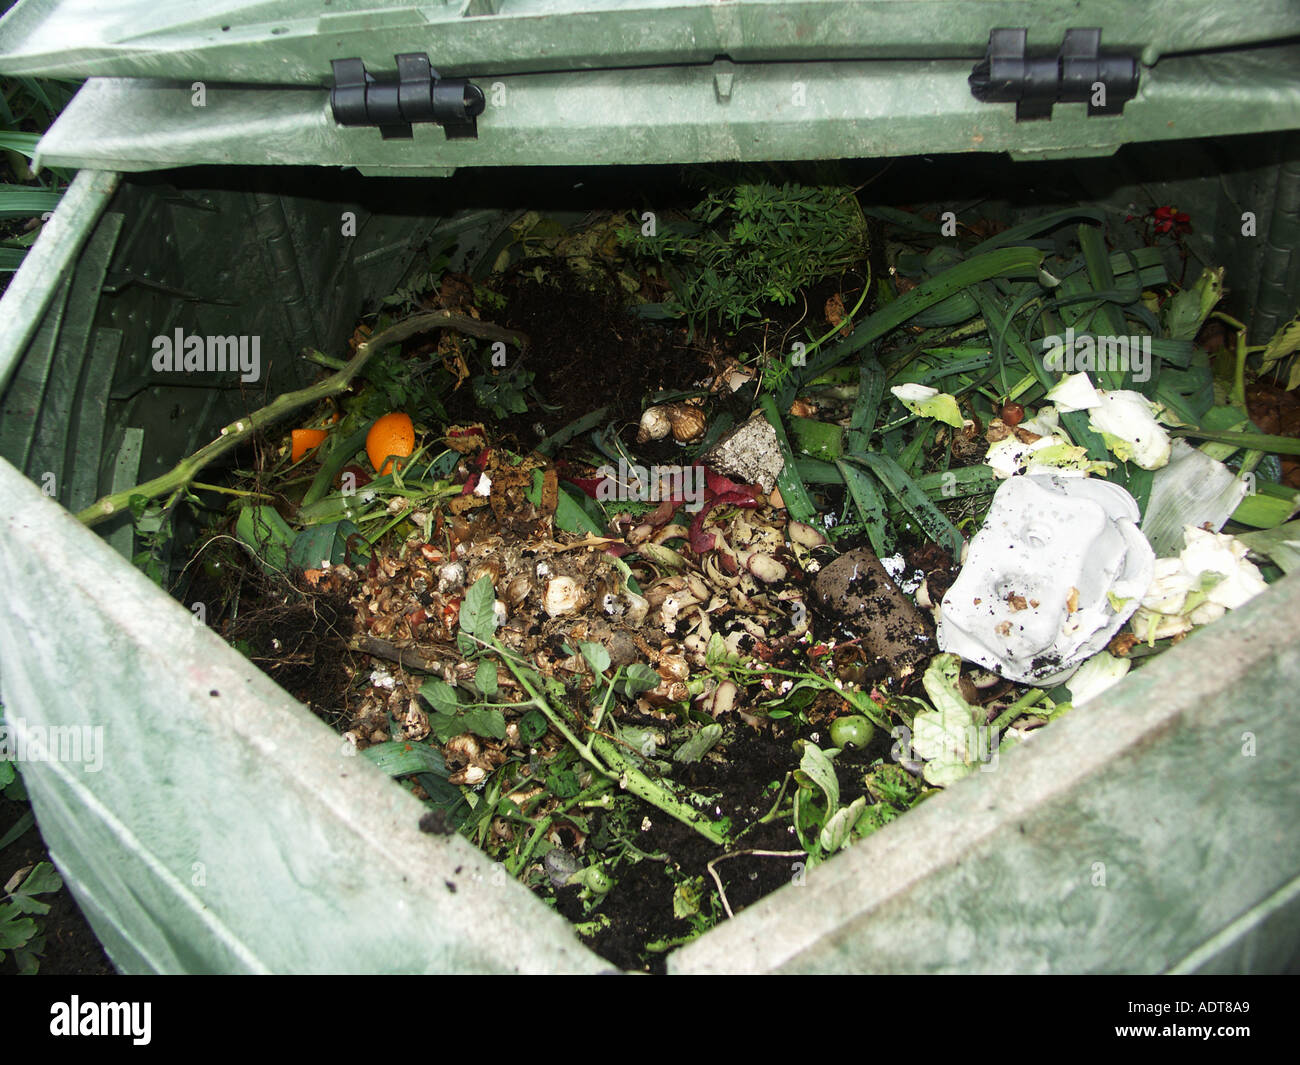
left=3, top=0, right=1299, bottom=174
left=16, top=42, right=1300, bottom=175
left=2, top=0, right=1298, bottom=83
left=938, top=474, right=1154, bottom=685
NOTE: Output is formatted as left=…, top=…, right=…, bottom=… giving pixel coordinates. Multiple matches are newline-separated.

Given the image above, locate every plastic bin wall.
left=1, top=155, right=1299, bottom=972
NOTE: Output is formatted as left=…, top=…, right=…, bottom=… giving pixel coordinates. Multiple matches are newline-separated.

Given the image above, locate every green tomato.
left=575, top=864, right=614, bottom=896
left=830, top=714, right=876, bottom=750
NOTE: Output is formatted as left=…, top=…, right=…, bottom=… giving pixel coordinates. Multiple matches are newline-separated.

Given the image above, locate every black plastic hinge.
left=969, top=28, right=1139, bottom=121
left=330, top=54, right=486, bottom=140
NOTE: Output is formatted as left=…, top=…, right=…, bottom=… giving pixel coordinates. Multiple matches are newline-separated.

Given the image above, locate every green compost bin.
left=1, top=0, right=1300, bottom=973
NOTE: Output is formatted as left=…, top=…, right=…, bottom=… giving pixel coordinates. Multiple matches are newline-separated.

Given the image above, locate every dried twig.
left=706, top=849, right=806, bottom=919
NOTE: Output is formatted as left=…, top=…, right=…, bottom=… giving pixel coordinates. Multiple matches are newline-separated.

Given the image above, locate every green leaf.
left=463, top=708, right=507, bottom=741
left=518, top=709, right=549, bottom=744
left=835, top=459, right=893, bottom=556
left=890, top=384, right=964, bottom=427
left=789, top=416, right=844, bottom=461
left=547, top=766, right=581, bottom=799
left=847, top=360, right=886, bottom=453
left=473, top=661, right=498, bottom=697
left=913, top=654, right=981, bottom=787
left=1238, top=520, right=1300, bottom=573
left=1176, top=428, right=1300, bottom=457
left=0, top=809, right=34, bottom=853
left=555, top=485, right=606, bottom=535
left=1231, top=489, right=1300, bottom=529
left=234, top=504, right=295, bottom=574
left=288, top=519, right=366, bottom=569
left=758, top=393, right=816, bottom=523
left=459, top=575, right=498, bottom=640
left=620, top=663, right=662, bottom=696
left=419, top=678, right=461, bottom=715
left=579, top=642, right=611, bottom=676
left=967, top=207, right=1107, bottom=254
left=673, top=724, right=723, bottom=764
left=796, top=744, right=840, bottom=813
left=820, top=795, right=866, bottom=853
left=0, top=909, right=38, bottom=950
left=0, top=186, right=61, bottom=220
left=537, top=407, right=610, bottom=457
left=1164, top=267, right=1225, bottom=342
left=704, top=631, right=743, bottom=670
left=1259, top=315, right=1300, bottom=388
left=800, top=246, right=1045, bottom=383
left=847, top=452, right=962, bottom=556
left=0, top=131, right=42, bottom=159
left=13, top=861, right=61, bottom=897
left=362, top=741, right=449, bottom=778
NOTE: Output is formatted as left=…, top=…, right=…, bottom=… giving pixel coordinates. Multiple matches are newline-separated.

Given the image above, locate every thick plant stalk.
left=76, top=311, right=525, bottom=527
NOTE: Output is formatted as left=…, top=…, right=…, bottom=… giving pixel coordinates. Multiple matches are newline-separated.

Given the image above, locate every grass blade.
left=847, top=452, right=962, bottom=556
left=0, top=186, right=62, bottom=219
left=758, top=393, right=816, bottom=523
left=834, top=458, right=892, bottom=555
left=799, top=247, right=1044, bottom=383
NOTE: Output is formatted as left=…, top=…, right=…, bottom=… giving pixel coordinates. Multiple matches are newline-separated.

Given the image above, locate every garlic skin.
left=636, top=402, right=707, bottom=444
left=788, top=521, right=827, bottom=548
left=665, top=403, right=707, bottom=443
left=543, top=576, right=587, bottom=617
left=636, top=406, right=672, bottom=443
left=622, top=590, right=650, bottom=624
left=745, top=552, right=787, bottom=583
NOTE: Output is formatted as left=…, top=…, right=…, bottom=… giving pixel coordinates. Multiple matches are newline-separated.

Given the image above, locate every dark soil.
left=187, top=562, right=358, bottom=730
left=553, top=715, right=894, bottom=974
left=448, top=265, right=714, bottom=445
left=0, top=798, right=115, bottom=975
left=1246, top=378, right=1300, bottom=489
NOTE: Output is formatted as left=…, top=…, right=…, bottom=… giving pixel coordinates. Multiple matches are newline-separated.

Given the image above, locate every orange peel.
left=291, top=428, right=329, bottom=464
left=366, top=412, right=415, bottom=476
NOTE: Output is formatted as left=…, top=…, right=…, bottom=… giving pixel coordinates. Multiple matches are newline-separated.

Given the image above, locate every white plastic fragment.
left=937, top=473, right=1155, bottom=685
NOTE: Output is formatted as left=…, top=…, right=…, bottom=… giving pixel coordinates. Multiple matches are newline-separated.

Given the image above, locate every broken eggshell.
left=937, top=473, right=1154, bottom=685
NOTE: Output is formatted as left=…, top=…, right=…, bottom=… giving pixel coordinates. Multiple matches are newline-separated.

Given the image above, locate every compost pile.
left=117, top=173, right=1300, bottom=972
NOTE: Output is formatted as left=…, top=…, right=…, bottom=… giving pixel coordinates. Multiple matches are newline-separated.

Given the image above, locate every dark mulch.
left=0, top=797, right=115, bottom=975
